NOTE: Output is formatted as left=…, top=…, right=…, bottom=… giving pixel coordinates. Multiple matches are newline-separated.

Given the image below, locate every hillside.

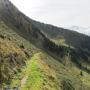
left=0, top=21, right=37, bottom=85
left=30, top=19, right=90, bottom=51
left=0, top=0, right=90, bottom=90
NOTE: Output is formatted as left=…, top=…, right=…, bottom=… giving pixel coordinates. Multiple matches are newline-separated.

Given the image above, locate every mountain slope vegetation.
left=31, top=20, right=90, bottom=51
left=0, top=0, right=90, bottom=90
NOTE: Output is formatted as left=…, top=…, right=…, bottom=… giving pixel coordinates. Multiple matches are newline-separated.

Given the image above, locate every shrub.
left=61, top=79, right=75, bottom=90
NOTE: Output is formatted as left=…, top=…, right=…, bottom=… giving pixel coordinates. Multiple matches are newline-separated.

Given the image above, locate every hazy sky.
left=9, top=0, right=90, bottom=32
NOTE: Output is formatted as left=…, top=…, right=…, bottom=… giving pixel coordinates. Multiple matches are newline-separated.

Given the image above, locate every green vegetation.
left=51, top=38, right=74, bottom=49
left=32, top=19, right=90, bottom=51
left=0, top=20, right=90, bottom=90
left=10, top=53, right=42, bottom=90
left=61, top=79, right=75, bottom=90
left=0, top=21, right=37, bottom=88
left=10, top=53, right=59, bottom=90
left=20, top=53, right=43, bottom=90
left=9, top=51, right=90, bottom=90
left=0, top=37, right=26, bottom=83
left=0, top=0, right=90, bottom=89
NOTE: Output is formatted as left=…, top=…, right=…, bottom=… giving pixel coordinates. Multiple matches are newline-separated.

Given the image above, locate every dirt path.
left=20, top=76, right=28, bottom=87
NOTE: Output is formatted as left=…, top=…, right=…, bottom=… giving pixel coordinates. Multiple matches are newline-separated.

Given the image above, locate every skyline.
left=9, top=0, right=90, bottom=35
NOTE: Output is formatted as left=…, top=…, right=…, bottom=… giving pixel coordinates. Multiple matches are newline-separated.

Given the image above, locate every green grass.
left=21, top=53, right=43, bottom=90
left=10, top=52, right=59, bottom=90
left=3, top=51, right=90, bottom=90
left=0, top=21, right=41, bottom=89
left=51, top=38, right=74, bottom=48
left=10, top=53, right=43, bottom=90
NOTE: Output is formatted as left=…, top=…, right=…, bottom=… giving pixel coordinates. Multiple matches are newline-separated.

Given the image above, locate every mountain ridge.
left=0, top=0, right=90, bottom=89
left=67, top=26, right=90, bottom=36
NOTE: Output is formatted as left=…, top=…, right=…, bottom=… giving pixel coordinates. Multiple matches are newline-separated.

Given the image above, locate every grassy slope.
left=31, top=19, right=90, bottom=51
left=0, top=21, right=38, bottom=87
left=10, top=52, right=59, bottom=90
left=9, top=52, right=90, bottom=90
left=0, top=21, right=90, bottom=90
left=0, top=21, right=37, bottom=53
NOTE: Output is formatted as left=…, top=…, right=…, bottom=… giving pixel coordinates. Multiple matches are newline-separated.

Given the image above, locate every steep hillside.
left=0, top=0, right=90, bottom=90
left=7, top=52, right=90, bottom=90
left=31, top=20, right=90, bottom=51
left=0, top=21, right=38, bottom=88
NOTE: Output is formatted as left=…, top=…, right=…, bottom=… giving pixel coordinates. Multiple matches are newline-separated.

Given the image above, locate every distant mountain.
left=68, top=26, right=90, bottom=36
left=0, top=0, right=90, bottom=89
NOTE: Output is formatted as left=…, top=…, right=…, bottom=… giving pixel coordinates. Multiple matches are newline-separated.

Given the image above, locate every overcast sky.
left=9, top=0, right=90, bottom=34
